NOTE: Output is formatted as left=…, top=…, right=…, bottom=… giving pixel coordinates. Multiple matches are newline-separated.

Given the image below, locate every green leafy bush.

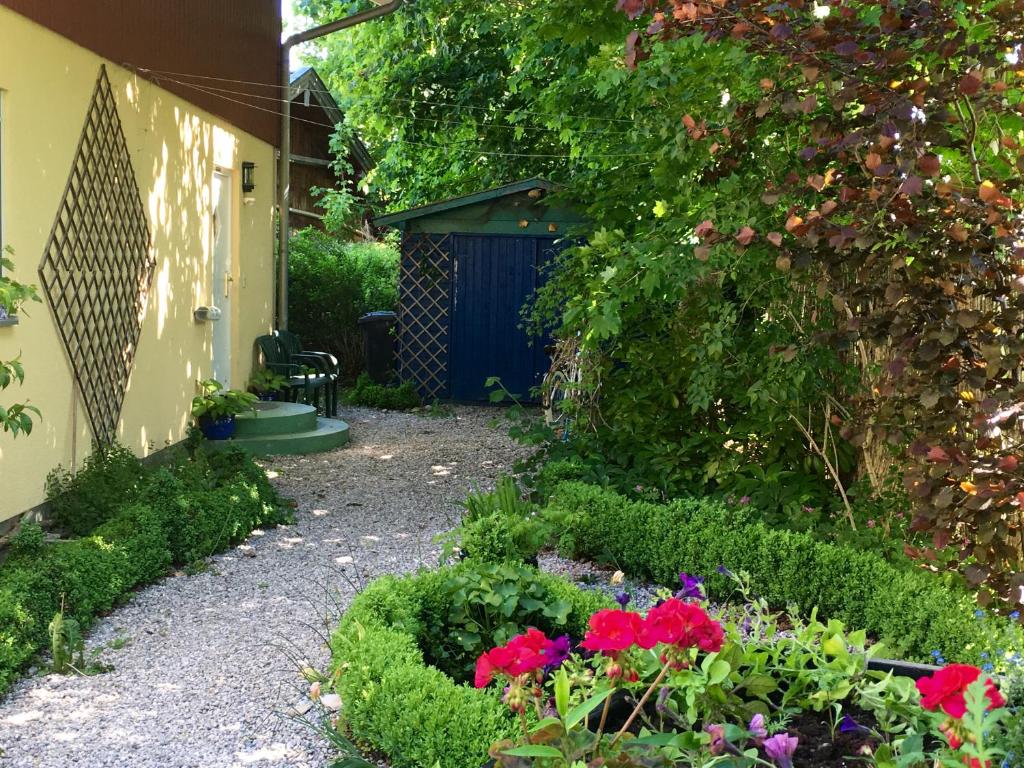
left=8, top=519, right=45, bottom=559
left=546, top=482, right=1021, bottom=664
left=288, top=230, right=399, bottom=380
left=45, top=443, right=145, bottom=535
left=0, top=446, right=284, bottom=695
left=442, top=476, right=553, bottom=563
left=424, top=562, right=591, bottom=681
left=1001, top=670, right=1024, bottom=767
left=343, top=373, right=421, bottom=410
left=329, top=563, right=609, bottom=768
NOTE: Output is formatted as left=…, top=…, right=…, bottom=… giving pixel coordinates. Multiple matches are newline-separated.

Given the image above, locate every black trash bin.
left=358, top=311, right=398, bottom=384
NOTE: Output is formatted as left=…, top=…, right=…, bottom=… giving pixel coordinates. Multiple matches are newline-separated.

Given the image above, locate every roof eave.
left=375, top=177, right=557, bottom=228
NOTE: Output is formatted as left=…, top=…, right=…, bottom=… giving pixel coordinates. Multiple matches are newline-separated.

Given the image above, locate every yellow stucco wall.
left=0, top=7, right=277, bottom=522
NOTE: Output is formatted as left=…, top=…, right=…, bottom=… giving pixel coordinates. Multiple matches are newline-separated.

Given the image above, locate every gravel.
left=0, top=406, right=528, bottom=768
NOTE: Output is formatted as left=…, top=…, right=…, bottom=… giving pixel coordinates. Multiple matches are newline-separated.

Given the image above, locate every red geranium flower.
left=504, top=628, right=555, bottom=675
left=638, top=598, right=725, bottom=652
left=475, top=644, right=518, bottom=688
left=474, top=629, right=562, bottom=688
left=581, top=609, right=646, bottom=654
left=916, top=664, right=1005, bottom=718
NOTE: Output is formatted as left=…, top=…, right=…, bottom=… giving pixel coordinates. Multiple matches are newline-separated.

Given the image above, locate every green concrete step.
left=216, top=417, right=351, bottom=456
left=235, top=401, right=317, bottom=437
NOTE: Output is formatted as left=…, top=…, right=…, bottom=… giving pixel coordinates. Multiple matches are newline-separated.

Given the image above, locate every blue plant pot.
left=199, top=415, right=236, bottom=440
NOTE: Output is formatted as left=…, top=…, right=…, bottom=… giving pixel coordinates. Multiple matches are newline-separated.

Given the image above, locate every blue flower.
left=840, top=714, right=868, bottom=735
left=980, top=652, right=989, bottom=660
left=1011, top=611, right=1021, bottom=620
left=931, top=649, right=943, bottom=659
left=983, top=663, right=994, bottom=672
left=615, top=592, right=631, bottom=608
left=974, top=609, right=986, bottom=619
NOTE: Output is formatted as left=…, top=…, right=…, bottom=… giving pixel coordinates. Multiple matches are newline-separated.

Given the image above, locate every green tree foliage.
left=288, top=230, right=400, bottom=380
left=303, top=0, right=1024, bottom=603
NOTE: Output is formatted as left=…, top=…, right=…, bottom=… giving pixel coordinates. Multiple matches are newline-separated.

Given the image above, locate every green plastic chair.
left=255, top=335, right=329, bottom=411
left=275, top=330, right=340, bottom=417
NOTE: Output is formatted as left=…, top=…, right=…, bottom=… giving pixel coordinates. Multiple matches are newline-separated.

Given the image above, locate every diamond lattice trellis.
left=39, top=65, right=154, bottom=445
left=397, top=233, right=451, bottom=399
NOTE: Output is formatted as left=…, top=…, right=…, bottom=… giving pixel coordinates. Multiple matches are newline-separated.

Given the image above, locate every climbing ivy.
left=0, top=246, right=42, bottom=437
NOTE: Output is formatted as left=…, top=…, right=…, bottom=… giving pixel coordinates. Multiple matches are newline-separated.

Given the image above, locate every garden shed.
left=376, top=178, right=584, bottom=401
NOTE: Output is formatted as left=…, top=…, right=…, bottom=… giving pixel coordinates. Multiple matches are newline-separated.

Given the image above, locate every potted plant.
left=248, top=368, right=288, bottom=401
left=191, top=378, right=258, bottom=440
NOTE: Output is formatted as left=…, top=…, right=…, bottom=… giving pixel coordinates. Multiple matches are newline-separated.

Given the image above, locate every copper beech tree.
left=618, top=0, right=1024, bottom=605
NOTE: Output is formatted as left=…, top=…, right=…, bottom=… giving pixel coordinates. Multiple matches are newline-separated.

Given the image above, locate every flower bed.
left=324, top=561, right=1019, bottom=768
left=326, top=561, right=610, bottom=768
left=545, top=482, right=1024, bottom=664
left=0, top=445, right=287, bottom=694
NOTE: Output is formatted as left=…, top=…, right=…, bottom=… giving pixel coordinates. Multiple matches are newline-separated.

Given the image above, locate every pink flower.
left=749, top=713, right=767, bottom=744
left=867, top=519, right=876, bottom=528
left=706, top=724, right=726, bottom=755
left=763, top=734, right=798, bottom=768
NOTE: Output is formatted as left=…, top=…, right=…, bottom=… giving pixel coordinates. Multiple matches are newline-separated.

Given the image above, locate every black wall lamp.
left=242, top=161, right=256, bottom=193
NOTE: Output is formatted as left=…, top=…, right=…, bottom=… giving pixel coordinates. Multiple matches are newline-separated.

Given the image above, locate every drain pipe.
left=277, top=0, right=404, bottom=329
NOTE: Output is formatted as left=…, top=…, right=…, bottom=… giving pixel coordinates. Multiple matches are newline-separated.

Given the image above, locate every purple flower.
left=763, top=734, right=798, bottom=768
left=706, top=724, right=727, bottom=756
left=544, top=635, right=571, bottom=671
left=716, top=564, right=735, bottom=578
left=676, top=572, right=705, bottom=600
left=656, top=685, right=671, bottom=715
left=749, top=713, right=768, bottom=744
left=840, top=714, right=868, bottom=735
left=615, top=591, right=631, bottom=608
left=739, top=495, right=752, bottom=505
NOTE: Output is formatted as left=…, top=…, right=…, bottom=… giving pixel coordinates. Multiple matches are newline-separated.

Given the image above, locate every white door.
left=212, top=171, right=233, bottom=387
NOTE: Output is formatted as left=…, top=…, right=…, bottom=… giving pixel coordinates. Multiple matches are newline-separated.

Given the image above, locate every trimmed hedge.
left=0, top=447, right=286, bottom=694
left=330, top=564, right=609, bottom=768
left=546, top=482, right=1022, bottom=664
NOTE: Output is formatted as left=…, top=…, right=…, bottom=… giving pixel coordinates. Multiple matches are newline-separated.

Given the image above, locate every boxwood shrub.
left=546, top=482, right=1021, bottom=664
left=0, top=446, right=286, bottom=695
left=329, top=562, right=609, bottom=768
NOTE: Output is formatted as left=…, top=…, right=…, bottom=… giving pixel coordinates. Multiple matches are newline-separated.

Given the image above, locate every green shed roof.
left=375, top=178, right=584, bottom=236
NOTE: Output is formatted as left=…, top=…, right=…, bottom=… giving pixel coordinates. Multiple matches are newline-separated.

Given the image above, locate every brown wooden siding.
left=289, top=98, right=373, bottom=231
left=0, top=0, right=280, bottom=146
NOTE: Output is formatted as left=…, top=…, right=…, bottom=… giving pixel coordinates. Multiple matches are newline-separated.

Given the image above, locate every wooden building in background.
left=289, top=67, right=374, bottom=233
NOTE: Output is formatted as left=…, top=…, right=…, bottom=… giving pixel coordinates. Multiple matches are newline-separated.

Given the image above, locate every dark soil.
left=790, top=706, right=878, bottom=768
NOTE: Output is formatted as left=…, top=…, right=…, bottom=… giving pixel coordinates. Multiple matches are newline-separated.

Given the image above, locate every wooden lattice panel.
left=397, top=233, right=451, bottom=399
left=38, top=65, right=154, bottom=445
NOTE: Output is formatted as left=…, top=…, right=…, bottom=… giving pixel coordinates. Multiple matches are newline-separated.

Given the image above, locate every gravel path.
left=0, top=406, right=526, bottom=768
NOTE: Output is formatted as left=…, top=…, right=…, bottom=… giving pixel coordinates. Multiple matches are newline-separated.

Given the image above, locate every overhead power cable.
left=131, top=65, right=645, bottom=126
left=143, top=71, right=653, bottom=161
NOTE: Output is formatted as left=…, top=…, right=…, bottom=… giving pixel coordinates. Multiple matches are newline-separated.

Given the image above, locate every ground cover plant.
left=0, top=442, right=287, bottom=694
left=342, top=372, right=421, bottom=410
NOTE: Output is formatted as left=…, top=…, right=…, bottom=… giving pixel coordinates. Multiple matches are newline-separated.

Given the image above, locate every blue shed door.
left=450, top=235, right=560, bottom=401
